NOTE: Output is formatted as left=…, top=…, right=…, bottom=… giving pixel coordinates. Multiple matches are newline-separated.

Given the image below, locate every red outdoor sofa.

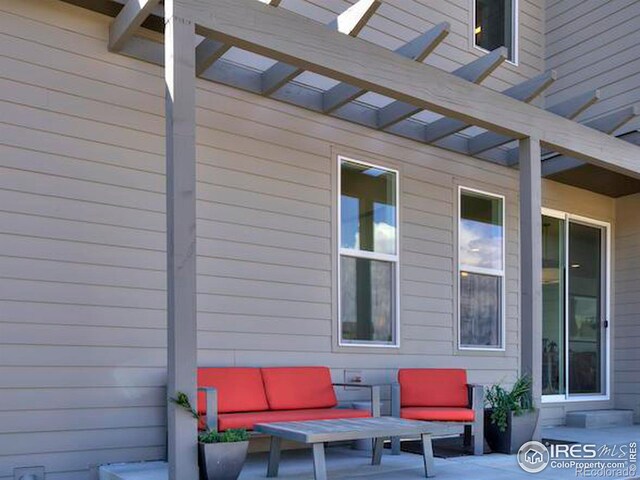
left=391, top=368, right=484, bottom=455
left=197, top=366, right=381, bottom=432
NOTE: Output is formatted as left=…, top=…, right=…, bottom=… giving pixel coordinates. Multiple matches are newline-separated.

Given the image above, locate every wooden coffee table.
left=254, top=417, right=435, bottom=480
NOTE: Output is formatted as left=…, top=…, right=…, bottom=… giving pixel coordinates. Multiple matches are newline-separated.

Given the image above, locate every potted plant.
left=172, top=392, right=250, bottom=480
left=484, top=375, right=539, bottom=454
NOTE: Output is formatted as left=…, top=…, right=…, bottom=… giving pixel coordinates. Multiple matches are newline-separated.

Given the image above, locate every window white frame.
left=541, top=207, right=611, bottom=403
left=471, top=0, right=519, bottom=65
left=337, top=155, right=400, bottom=348
left=457, top=186, right=506, bottom=351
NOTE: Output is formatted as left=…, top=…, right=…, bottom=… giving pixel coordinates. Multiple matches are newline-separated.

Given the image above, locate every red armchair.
left=391, top=368, right=484, bottom=455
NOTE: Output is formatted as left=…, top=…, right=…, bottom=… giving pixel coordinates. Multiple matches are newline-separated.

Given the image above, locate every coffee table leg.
left=312, top=443, right=327, bottom=480
left=372, top=437, right=384, bottom=465
left=421, top=433, right=435, bottom=478
left=267, top=436, right=282, bottom=478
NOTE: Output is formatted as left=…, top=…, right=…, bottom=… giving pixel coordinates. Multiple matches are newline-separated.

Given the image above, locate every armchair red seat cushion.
left=217, top=407, right=370, bottom=431
left=401, top=407, right=475, bottom=422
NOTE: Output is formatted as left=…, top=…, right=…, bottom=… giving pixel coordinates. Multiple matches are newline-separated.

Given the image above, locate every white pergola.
left=77, top=0, right=640, bottom=477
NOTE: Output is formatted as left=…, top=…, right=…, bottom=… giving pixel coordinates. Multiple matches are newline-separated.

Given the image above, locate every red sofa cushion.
left=261, top=367, right=337, bottom=410
left=398, top=369, right=469, bottom=408
left=217, top=408, right=370, bottom=431
left=197, top=367, right=268, bottom=414
left=401, top=407, right=475, bottom=423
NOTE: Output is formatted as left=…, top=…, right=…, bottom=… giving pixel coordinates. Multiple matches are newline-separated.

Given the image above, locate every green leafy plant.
left=170, top=391, right=249, bottom=443
left=485, top=375, right=534, bottom=432
left=198, top=429, right=250, bottom=444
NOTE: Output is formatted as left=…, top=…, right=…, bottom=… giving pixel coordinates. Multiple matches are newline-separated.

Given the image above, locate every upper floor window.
left=458, top=187, right=505, bottom=350
left=474, top=0, right=517, bottom=63
left=339, top=157, right=398, bottom=347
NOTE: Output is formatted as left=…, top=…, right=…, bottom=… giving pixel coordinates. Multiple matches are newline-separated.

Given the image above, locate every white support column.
left=519, top=137, right=543, bottom=441
left=165, top=1, right=198, bottom=478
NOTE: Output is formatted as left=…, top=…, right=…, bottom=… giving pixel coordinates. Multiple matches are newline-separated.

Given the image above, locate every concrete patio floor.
left=99, top=425, right=640, bottom=479
left=239, top=425, right=640, bottom=480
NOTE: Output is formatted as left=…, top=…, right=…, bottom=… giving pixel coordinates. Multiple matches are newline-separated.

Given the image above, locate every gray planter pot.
left=484, top=409, right=539, bottom=454
left=199, top=441, right=249, bottom=480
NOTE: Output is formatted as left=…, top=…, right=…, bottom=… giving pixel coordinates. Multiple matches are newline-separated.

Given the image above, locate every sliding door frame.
left=541, top=208, right=611, bottom=403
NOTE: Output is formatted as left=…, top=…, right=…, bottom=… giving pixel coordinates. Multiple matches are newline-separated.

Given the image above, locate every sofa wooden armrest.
left=332, top=383, right=382, bottom=417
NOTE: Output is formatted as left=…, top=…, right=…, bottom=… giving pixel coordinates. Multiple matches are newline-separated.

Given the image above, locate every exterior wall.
left=545, top=0, right=640, bottom=132
left=0, top=1, right=616, bottom=479
left=538, top=181, right=616, bottom=426
left=614, top=193, right=640, bottom=423
left=0, top=1, right=526, bottom=478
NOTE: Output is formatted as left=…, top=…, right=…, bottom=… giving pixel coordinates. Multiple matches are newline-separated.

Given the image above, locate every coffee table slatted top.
left=254, top=417, right=433, bottom=444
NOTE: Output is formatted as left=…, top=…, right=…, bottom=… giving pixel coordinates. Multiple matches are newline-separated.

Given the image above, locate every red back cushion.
left=398, top=369, right=469, bottom=408
left=261, top=367, right=337, bottom=410
left=197, top=368, right=268, bottom=414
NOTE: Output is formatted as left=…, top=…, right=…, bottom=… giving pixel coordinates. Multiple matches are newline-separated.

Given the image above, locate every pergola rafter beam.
left=195, top=40, right=229, bottom=75
left=376, top=47, right=507, bottom=130
left=195, top=0, right=281, bottom=76
left=469, top=88, right=600, bottom=156
left=542, top=106, right=640, bottom=176
left=322, top=22, right=450, bottom=114
left=425, top=69, right=557, bottom=144
left=109, top=0, right=161, bottom=52
left=260, top=0, right=381, bottom=96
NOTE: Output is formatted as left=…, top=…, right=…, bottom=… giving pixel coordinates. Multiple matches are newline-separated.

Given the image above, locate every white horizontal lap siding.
left=614, top=194, right=640, bottom=422
left=545, top=0, right=640, bottom=131
left=0, top=1, right=169, bottom=478
left=0, top=0, right=545, bottom=477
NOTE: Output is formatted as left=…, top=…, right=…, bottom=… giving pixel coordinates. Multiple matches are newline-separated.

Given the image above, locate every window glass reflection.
left=341, top=161, right=396, bottom=255
left=459, top=271, right=501, bottom=347
left=341, top=256, right=394, bottom=343
left=460, top=191, right=503, bottom=270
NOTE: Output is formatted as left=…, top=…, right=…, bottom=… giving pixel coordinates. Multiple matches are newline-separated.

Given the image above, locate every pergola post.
left=519, top=137, right=543, bottom=441
left=165, top=0, right=198, bottom=478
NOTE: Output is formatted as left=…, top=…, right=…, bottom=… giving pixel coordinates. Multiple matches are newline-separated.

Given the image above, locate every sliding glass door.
left=542, top=211, right=609, bottom=400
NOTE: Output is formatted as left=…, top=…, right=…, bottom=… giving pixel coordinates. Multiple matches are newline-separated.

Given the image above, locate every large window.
left=458, top=188, right=505, bottom=349
left=474, top=0, right=517, bottom=63
left=339, top=157, right=398, bottom=346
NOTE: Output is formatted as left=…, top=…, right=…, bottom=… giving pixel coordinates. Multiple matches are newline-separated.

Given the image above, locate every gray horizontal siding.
left=614, top=194, right=640, bottom=422
left=545, top=0, right=640, bottom=131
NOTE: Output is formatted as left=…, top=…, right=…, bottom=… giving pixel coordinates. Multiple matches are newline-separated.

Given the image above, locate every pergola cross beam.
left=322, top=22, right=450, bottom=114
left=109, top=0, right=161, bottom=52
left=377, top=47, right=507, bottom=130
left=260, top=0, right=381, bottom=96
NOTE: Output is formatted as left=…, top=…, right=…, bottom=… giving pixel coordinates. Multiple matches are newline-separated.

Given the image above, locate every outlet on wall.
left=344, top=369, right=363, bottom=390
left=14, top=466, right=45, bottom=480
